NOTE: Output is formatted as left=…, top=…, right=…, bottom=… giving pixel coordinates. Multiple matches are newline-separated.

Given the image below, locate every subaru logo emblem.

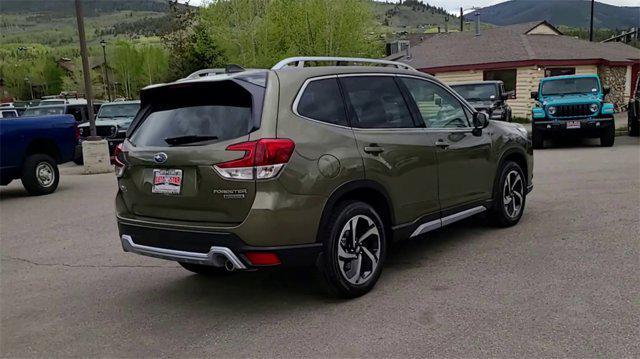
left=153, top=152, right=167, bottom=164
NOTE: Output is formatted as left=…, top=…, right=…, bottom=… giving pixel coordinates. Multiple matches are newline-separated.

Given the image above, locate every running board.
left=410, top=206, right=486, bottom=238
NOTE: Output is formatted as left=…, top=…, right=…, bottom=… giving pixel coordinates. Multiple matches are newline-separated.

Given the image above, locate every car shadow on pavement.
left=115, top=217, right=493, bottom=314
left=540, top=137, right=605, bottom=149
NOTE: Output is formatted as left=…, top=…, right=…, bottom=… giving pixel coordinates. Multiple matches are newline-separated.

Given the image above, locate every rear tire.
left=488, top=161, right=526, bottom=227
left=179, top=262, right=231, bottom=276
left=629, top=118, right=639, bottom=137
left=532, top=128, right=544, bottom=149
left=318, top=201, right=386, bottom=298
left=21, top=154, right=59, bottom=196
left=600, top=126, right=615, bottom=147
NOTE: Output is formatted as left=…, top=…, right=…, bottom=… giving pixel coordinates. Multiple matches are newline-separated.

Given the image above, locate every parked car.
left=450, top=80, right=513, bottom=122
left=0, top=114, right=78, bottom=195
left=531, top=74, right=615, bottom=149
left=22, top=103, right=100, bottom=124
left=0, top=108, right=19, bottom=118
left=78, top=100, right=140, bottom=158
left=116, top=57, right=533, bottom=298
left=627, top=76, right=639, bottom=137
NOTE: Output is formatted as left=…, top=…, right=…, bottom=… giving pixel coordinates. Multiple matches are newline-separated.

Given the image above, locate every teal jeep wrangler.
left=530, top=74, right=615, bottom=149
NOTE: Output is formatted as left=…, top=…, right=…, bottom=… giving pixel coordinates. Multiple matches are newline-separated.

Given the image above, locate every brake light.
left=214, top=139, right=295, bottom=180
left=244, top=252, right=281, bottom=266
left=114, top=143, right=126, bottom=177
left=74, top=124, right=80, bottom=141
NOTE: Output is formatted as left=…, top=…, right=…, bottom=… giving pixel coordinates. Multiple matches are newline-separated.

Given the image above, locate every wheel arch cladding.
left=25, top=138, right=61, bottom=162
left=498, top=149, right=528, bottom=186
left=316, top=180, right=395, bottom=243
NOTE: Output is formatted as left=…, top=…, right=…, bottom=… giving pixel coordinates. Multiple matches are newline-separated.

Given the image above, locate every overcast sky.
left=379, top=0, right=640, bottom=13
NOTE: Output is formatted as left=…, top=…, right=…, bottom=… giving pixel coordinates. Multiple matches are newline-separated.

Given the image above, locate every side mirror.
left=530, top=91, right=538, bottom=100
left=472, top=111, right=489, bottom=136
left=500, top=93, right=509, bottom=101
left=603, top=86, right=610, bottom=95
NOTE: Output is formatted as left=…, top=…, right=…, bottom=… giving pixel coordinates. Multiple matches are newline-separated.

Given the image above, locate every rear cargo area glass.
left=131, top=80, right=262, bottom=147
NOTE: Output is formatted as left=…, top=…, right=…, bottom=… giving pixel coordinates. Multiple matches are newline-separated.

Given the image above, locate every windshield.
left=541, top=77, right=599, bottom=96
left=450, top=84, right=497, bottom=101
left=23, top=106, right=65, bottom=116
left=97, top=103, right=140, bottom=119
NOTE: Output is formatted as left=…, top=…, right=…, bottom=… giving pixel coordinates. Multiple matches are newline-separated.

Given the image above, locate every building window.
left=484, top=69, right=517, bottom=97
left=545, top=67, right=576, bottom=77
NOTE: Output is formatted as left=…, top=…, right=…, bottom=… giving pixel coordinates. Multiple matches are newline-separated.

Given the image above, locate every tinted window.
left=401, top=77, right=469, bottom=129
left=22, top=106, right=65, bottom=116
left=67, top=106, right=87, bottom=122
left=341, top=76, right=414, bottom=128
left=1, top=111, right=17, bottom=118
left=297, top=78, right=347, bottom=126
left=98, top=103, right=140, bottom=119
left=484, top=69, right=516, bottom=97
left=131, top=81, right=257, bottom=147
left=450, top=83, right=498, bottom=101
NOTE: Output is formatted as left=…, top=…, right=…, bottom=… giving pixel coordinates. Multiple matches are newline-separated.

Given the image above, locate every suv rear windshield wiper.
left=164, top=135, right=218, bottom=146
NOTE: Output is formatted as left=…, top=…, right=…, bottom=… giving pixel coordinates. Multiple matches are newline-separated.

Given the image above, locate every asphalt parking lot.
left=1, top=136, right=639, bottom=357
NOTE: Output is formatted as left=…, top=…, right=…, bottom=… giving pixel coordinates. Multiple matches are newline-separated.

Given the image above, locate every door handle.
left=364, top=144, right=384, bottom=155
left=435, top=139, right=450, bottom=149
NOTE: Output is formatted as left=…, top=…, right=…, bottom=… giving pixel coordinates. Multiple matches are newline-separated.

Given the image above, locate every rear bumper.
left=533, top=116, right=614, bottom=136
left=117, top=221, right=322, bottom=269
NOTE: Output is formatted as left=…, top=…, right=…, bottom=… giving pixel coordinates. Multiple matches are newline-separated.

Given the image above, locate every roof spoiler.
left=184, top=64, right=247, bottom=79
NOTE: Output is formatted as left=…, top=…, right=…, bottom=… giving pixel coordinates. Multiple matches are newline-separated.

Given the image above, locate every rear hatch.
left=120, top=73, right=267, bottom=224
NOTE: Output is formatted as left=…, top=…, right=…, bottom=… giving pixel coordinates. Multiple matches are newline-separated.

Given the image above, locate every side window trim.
left=338, top=74, right=421, bottom=130
left=398, top=75, right=474, bottom=128
left=292, top=75, right=350, bottom=128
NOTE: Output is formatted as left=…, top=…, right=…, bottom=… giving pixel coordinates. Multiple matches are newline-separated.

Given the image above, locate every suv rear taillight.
left=74, top=124, right=80, bottom=141
left=214, top=139, right=295, bottom=180
left=114, top=143, right=126, bottom=177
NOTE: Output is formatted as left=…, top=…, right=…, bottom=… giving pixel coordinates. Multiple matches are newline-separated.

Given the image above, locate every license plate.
left=152, top=169, right=182, bottom=195
left=566, top=121, right=581, bottom=129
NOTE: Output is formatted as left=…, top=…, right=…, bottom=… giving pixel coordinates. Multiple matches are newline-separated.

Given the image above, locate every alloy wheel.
left=337, top=214, right=381, bottom=285
left=502, top=170, right=524, bottom=219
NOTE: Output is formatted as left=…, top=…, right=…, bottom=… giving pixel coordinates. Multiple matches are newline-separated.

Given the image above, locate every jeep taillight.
left=214, top=139, right=295, bottom=180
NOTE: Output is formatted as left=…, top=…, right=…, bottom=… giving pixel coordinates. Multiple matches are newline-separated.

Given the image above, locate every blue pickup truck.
left=0, top=115, right=78, bottom=195
left=531, top=74, right=615, bottom=149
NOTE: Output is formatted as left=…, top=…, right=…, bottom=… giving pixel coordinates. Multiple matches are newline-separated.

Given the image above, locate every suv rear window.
left=297, top=78, right=347, bottom=126
left=131, top=79, right=265, bottom=147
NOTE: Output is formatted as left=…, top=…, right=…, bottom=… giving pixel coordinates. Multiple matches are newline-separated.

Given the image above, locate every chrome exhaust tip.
left=224, top=259, right=235, bottom=272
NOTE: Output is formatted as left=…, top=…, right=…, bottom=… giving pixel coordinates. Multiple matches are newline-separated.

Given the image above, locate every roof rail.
left=271, top=56, right=416, bottom=71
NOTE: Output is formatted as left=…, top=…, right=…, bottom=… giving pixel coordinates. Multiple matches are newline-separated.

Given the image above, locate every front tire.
left=21, top=154, right=59, bottom=196
left=318, top=201, right=386, bottom=298
left=629, top=118, right=639, bottom=137
left=488, top=161, right=526, bottom=227
left=600, top=126, right=615, bottom=147
left=532, top=128, right=544, bottom=149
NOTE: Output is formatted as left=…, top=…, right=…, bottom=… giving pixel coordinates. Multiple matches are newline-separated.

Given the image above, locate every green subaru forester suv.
left=115, top=57, right=533, bottom=297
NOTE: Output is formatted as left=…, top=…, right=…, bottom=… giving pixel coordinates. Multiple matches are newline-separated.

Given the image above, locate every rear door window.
left=130, top=79, right=264, bottom=147
left=297, top=78, right=347, bottom=126
left=340, top=76, right=415, bottom=128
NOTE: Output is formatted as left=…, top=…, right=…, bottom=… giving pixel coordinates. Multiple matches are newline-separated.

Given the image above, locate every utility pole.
left=100, top=39, right=112, bottom=102
left=460, top=7, right=464, bottom=32
left=589, top=0, right=595, bottom=41
left=74, top=0, right=96, bottom=138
